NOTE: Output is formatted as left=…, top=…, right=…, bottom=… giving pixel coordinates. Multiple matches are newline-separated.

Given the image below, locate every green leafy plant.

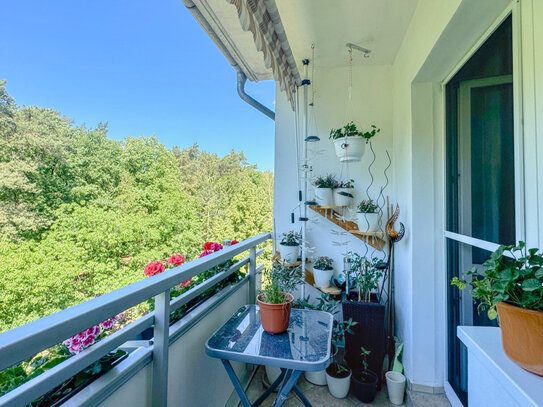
left=329, top=121, right=380, bottom=143
left=312, top=174, right=338, bottom=189
left=337, top=179, right=355, bottom=189
left=357, top=200, right=378, bottom=213
left=314, top=256, right=333, bottom=271
left=259, top=262, right=303, bottom=304
left=280, top=230, right=301, bottom=246
left=330, top=318, right=358, bottom=376
left=259, top=280, right=288, bottom=304
left=293, top=293, right=338, bottom=313
left=451, top=241, right=543, bottom=320
left=360, top=346, right=371, bottom=371
left=349, top=253, right=385, bottom=302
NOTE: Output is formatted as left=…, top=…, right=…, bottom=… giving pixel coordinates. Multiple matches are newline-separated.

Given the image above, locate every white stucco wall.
left=273, top=0, right=543, bottom=394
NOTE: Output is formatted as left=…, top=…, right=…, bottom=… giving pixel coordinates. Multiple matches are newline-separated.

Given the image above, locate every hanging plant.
left=329, top=122, right=380, bottom=162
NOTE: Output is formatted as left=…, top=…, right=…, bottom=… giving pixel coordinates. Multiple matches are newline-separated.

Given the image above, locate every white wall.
left=274, top=64, right=393, bottom=275
left=274, top=0, right=543, bottom=394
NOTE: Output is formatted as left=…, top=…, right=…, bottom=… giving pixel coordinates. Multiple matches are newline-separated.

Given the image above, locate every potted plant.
left=257, top=263, right=303, bottom=334
left=335, top=179, right=355, bottom=207
left=329, top=122, right=380, bottom=162
left=451, top=241, right=543, bottom=375
left=312, top=174, right=338, bottom=206
left=313, top=256, right=334, bottom=288
left=342, top=253, right=386, bottom=383
left=279, top=230, right=301, bottom=263
left=325, top=318, right=357, bottom=398
left=355, top=199, right=380, bottom=232
left=351, top=347, right=378, bottom=403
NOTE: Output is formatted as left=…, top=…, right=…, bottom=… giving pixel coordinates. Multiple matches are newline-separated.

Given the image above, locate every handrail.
left=0, top=232, right=271, bottom=371
left=0, top=233, right=271, bottom=407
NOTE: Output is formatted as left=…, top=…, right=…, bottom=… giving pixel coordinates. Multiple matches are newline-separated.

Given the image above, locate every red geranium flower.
left=181, top=278, right=192, bottom=287
left=168, top=254, right=185, bottom=266
left=203, top=242, right=214, bottom=251
left=144, top=261, right=165, bottom=277
left=231, top=240, right=239, bottom=245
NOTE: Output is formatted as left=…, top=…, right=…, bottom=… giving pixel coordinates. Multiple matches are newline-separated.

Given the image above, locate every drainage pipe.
left=237, top=72, right=275, bottom=120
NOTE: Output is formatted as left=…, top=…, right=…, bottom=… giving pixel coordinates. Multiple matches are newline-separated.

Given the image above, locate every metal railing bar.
left=0, top=233, right=271, bottom=370
left=0, top=314, right=154, bottom=407
left=256, top=248, right=264, bottom=257
left=64, top=346, right=152, bottom=407
left=169, top=256, right=251, bottom=313
left=169, top=277, right=249, bottom=344
left=255, top=264, right=265, bottom=274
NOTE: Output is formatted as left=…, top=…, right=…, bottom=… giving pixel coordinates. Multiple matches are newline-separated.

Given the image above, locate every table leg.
left=271, top=370, right=303, bottom=407
left=292, top=384, right=312, bottom=407
left=221, top=360, right=253, bottom=407
left=252, top=369, right=286, bottom=407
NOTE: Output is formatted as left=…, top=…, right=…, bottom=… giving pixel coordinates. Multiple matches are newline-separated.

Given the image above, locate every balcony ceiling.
left=276, top=0, right=419, bottom=68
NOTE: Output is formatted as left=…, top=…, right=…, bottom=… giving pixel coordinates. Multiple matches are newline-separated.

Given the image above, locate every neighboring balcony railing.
left=0, top=233, right=271, bottom=407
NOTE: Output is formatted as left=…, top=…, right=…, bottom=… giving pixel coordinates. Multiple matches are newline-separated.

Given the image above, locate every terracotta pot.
left=497, top=301, right=543, bottom=376
left=257, top=293, right=293, bottom=334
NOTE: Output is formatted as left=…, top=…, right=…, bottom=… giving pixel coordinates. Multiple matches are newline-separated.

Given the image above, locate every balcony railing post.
left=152, top=289, right=170, bottom=407
left=249, top=246, right=257, bottom=304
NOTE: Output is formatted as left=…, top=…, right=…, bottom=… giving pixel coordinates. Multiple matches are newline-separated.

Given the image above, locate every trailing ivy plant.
left=451, top=241, right=543, bottom=320
left=329, top=121, right=380, bottom=143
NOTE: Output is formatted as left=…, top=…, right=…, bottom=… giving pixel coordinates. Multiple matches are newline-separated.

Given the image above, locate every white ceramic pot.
left=356, top=212, right=380, bottom=232
left=334, top=188, right=354, bottom=207
left=333, top=137, right=367, bottom=162
left=304, top=369, right=327, bottom=386
left=326, top=369, right=352, bottom=399
left=265, top=365, right=282, bottom=386
left=314, top=188, right=334, bottom=206
left=279, top=243, right=299, bottom=263
left=313, top=267, right=333, bottom=288
left=386, top=371, right=406, bottom=405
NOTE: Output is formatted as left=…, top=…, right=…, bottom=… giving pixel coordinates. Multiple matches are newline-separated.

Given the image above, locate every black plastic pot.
left=351, top=368, right=378, bottom=403
left=342, top=293, right=385, bottom=385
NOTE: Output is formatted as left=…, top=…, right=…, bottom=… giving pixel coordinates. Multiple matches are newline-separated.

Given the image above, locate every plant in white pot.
left=355, top=200, right=380, bottom=232
left=451, top=242, right=543, bottom=376
left=313, top=256, right=334, bottom=288
left=279, top=230, right=301, bottom=263
left=335, top=179, right=355, bottom=207
left=326, top=318, right=358, bottom=398
left=312, top=174, right=338, bottom=206
left=329, top=122, right=380, bottom=162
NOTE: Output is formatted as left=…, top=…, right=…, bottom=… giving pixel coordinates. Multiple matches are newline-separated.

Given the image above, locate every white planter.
left=279, top=243, right=299, bottom=263
left=265, top=365, right=282, bottom=385
left=334, top=188, right=354, bottom=207
left=333, top=136, right=367, bottom=162
left=326, top=369, right=351, bottom=398
left=304, top=369, right=327, bottom=385
left=315, top=188, right=334, bottom=206
left=386, top=371, right=406, bottom=405
left=313, top=267, right=333, bottom=288
left=356, top=212, right=380, bottom=232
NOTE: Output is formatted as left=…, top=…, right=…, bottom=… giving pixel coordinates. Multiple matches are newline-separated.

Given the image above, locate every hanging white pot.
left=304, top=369, right=327, bottom=385
left=314, top=188, right=334, bottom=206
left=279, top=243, right=299, bottom=263
left=326, top=367, right=352, bottom=398
left=386, top=371, right=406, bottom=405
left=355, top=212, right=380, bottom=232
left=333, top=137, right=367, bottom=162
left=313, top=267, right=333, bottom=288
left=334, top=188, right=354, bottom=207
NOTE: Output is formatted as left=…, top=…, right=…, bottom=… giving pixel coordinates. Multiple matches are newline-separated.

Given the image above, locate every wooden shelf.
left=308, top=205, right=386, bottom=250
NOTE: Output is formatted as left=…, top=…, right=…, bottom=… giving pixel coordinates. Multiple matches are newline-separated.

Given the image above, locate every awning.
left=227, top=0, right=301, bottom=105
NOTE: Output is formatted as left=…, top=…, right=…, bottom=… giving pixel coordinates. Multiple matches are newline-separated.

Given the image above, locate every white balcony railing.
left=0, top=233, right=271, bottom=407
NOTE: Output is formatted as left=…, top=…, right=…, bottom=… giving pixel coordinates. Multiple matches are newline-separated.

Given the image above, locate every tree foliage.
left=0, top=82, right=273, bottom=332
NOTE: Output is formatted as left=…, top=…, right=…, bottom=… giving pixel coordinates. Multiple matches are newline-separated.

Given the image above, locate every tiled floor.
left=244, top=366, right=405, bottom=407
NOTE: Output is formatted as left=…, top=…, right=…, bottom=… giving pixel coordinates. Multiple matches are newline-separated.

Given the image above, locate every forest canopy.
left=0, top=81, right=273, bottom=332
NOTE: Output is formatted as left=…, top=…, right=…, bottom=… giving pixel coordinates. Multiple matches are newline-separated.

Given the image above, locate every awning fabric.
left=227, top=0, right=301, bottom=106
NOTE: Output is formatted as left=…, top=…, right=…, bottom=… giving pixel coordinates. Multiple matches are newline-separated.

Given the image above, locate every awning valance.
left=227, top=0, right=301, bottom=105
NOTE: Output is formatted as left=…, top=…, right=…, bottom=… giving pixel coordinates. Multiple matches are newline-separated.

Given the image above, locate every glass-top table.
left=205, top=305, right=333, bottom=407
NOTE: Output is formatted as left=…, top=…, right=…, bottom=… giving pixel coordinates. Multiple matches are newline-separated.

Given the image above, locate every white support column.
left=152, top=289, right=170, bottom=407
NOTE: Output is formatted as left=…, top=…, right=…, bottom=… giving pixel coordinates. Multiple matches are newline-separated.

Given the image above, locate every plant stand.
left=342, top=293, right=386, bottom=386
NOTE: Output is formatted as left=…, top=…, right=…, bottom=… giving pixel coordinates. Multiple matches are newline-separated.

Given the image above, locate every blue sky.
left=0, top=0, right=276, bottom=171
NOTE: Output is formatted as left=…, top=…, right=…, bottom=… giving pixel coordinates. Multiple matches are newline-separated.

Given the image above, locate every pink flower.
left=181, top=278, right=192, bottom=287
left=168, top=254, right=185, bottom=266
left=101, top=319, right=115, bottom=330
left=210, top=243, right=223, bottom=251
left=199, top=250, right=213, bottom=258
left=82, top=335, right=96, bottom=348
left=144, top=261, right=165, bottom=277
left=69, top=343, right=82, bottom=354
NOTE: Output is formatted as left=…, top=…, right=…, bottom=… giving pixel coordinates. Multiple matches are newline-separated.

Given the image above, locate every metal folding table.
left=205, top=305, right=332, bottom=407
